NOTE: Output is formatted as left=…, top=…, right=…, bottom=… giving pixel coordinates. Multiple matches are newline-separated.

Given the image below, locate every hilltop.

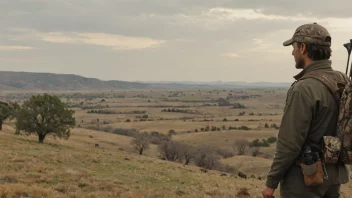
left=0, top=71, right=149, bottom=91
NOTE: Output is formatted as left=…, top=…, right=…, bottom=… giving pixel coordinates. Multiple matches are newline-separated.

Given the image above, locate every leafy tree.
left=0, top=102, right=11, bottom=131
left=0, top=101, right=20, bottom=130
left=15, top=94, right=76, bottom=143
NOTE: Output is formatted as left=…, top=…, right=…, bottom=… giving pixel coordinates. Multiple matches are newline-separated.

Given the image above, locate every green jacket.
left=265, top=59, right=350, bottom=189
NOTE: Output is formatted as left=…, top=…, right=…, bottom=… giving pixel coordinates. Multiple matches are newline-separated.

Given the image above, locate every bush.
left=158, top=140, right=182, bottom=161
left=112, top=128, right=138, bottom=137
left=216, top=147, right=235, bottom=158
left=264, top=123, right=269, bottom=128
left=149, top=131, right=171, bottom=144
left=250, top=138, right=270, bottom=147
left=270, top=123, right=279, bottom=129
left=232, top=102, right=246, bottom=109
left=217, top=98, right=231, bottom=106
left=158, top=140, right=194, bottom=165
left=193, top=145, right=220, bottom=170
left=233, top=139, right=249, bottom=155
left=238, top=126, right=250, bottom=130
left=267, top=136, right=277, bottom=143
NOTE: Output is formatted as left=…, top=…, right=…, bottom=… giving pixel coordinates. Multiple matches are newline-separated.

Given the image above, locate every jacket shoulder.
left=292, top=78, right=324, bottom=95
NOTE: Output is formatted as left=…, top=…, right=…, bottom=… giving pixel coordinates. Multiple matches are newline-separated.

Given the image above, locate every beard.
left=295, top=56, right=305, bottom=69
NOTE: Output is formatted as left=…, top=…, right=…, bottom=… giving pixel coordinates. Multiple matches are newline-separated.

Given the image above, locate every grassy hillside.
left=1, top=125, right=352, bottom=198
left=0, top=125, right=272, bottom=198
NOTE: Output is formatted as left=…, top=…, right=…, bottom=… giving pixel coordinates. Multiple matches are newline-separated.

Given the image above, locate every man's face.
left=292, top=42, right=305, bottom=69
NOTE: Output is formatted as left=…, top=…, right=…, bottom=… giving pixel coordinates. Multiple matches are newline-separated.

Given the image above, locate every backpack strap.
left=299, top=71, right=341, bottom=104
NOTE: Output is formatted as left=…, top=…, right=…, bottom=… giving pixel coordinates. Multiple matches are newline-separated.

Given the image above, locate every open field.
left=1, top=87, right=352, bottom=197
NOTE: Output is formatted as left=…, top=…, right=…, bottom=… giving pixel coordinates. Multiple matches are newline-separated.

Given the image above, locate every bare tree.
left=157, top=140, right=195, bottom=165
left=158, top=140, right=182, bottom=161
left=233, top=139, right=249, bottom=155
left=216, top=147, right=235, bottom=158
left=178, top=143, right=195, bottom=165
left=193, top=145, right=220, bottom=170
left=131, top=132, right=150, bottom=155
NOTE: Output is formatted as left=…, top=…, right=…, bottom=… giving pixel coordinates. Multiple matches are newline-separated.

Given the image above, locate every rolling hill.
left=0, top=71, right=150, bottom=91
left=0, top=71, right=291, bottom=91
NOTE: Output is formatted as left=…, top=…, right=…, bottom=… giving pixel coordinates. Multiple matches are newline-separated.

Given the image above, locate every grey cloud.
left=1, top=0, right=351, bottom=83
left=1, top=0, right=350, bottom=35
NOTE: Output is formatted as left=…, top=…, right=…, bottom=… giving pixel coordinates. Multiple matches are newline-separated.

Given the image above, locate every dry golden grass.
left=0, top=126, right=276, bottom=198
left=220, top=156, right=273, bottom=177
left=1, top=124, right=351, bottom=198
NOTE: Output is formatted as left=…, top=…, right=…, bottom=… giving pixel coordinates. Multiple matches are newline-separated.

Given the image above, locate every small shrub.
left=264, top=123, right=269, bottom=128
left=232, top=103, right=246, bottom=109
left=267, top=136, right=277, bottom=143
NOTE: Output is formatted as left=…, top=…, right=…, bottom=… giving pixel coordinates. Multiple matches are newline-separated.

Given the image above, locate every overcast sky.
left=1, top=0, right=352, bottom=83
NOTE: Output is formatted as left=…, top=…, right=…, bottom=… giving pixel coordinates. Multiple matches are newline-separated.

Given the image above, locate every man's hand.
left=262, top=186, right=275, bottom=198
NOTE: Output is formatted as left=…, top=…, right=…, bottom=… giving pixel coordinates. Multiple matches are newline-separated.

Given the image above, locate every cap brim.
left=283, top=38, right=294, bottom=46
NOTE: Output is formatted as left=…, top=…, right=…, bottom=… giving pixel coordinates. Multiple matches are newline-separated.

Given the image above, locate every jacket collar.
left=294, top=60, right=333, bottom=80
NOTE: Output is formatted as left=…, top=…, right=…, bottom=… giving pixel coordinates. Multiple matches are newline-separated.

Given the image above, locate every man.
left=262, top=23, right=350, bottom=198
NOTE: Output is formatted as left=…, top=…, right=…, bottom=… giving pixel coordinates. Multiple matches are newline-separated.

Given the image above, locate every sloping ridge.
left=0, top=71, right=149, bottom=90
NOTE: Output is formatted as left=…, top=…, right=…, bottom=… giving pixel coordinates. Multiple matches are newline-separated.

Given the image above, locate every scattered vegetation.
left=161, top=108, right=197, bottom=114
left=0, top=88, right=291, bottom=197
left=217, top=98, right=246, bottom=108
left=249, top=136, right=277, bottom=147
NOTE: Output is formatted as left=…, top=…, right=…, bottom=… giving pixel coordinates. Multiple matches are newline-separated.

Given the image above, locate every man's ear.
left=300, top=43, right=307, bottom=55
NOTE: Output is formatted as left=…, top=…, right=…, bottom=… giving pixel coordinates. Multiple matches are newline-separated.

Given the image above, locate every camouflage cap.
left=283, top=22, right=331, bottom=47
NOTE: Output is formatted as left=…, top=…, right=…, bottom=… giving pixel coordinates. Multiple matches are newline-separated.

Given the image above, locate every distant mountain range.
left=0, top=71, right=291, bottom=91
